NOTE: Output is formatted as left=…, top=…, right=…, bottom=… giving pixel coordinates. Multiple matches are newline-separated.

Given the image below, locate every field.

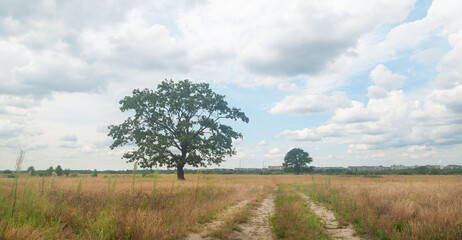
left=1, top=174, right=461, bottom=239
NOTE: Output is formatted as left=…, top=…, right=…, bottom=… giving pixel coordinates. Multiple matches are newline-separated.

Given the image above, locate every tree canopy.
left=283, top=148, right=313, bottom=175
left=108, top=79, right=249, bottom=180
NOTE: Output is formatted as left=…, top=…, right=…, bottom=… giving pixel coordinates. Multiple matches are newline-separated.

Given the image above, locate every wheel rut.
left=184, top=200, right=249, bottom=240
left=300, top=193, right=360, bottom=240
left=229, top=189, right=276, bottom=240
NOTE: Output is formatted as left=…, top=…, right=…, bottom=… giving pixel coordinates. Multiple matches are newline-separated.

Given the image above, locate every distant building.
left=444, top=165, right=462, bottom=169
left=391, top=165, right=405, bottom=170
left=267, top=166, right=283, bottom=170
left=314, top=167, right=346, bottom=171
left=348, top=166, right=388, bottom=171
left=425, top=165, right=441, bottom=169
left=234, top=168, right=264, bottom=171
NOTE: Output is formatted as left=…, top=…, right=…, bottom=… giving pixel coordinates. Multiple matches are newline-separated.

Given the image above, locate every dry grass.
left=296, top=175, right=462, bottom=240
left=0, top=174, right=275, bottom=240
left=1, top=174, right=461, bottom=239
left=272, top=185, right=329, bottom=240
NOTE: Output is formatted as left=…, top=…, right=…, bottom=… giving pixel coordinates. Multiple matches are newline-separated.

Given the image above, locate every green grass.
left=272, top=185, right=330, bottom=240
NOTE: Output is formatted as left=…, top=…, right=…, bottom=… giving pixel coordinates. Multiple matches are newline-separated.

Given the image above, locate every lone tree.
left=55, top=165, right=63, bottom=176
left=108, top=79, right=248, bottom=180
left=283, top=148, right=313, bottom=175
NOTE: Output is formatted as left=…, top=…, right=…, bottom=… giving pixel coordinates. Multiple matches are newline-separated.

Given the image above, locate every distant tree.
left=2, top=170, right=12, bottom=174
left=55, top=165, right=63, bottom=176
left=26, top=166, right=36, bottom=176
left=46, top=166, right=54, bottom=176
left=108, top=79, right=248, bottom=180
left=63, top=168, right=71, bottom=176
left=91, top=169, right=98, bottom=177
left=283, top=148, right=313, bottom=175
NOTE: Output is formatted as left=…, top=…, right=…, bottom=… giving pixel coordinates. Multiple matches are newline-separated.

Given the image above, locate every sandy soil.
left=184, top=200, right=249, bottom=240
left=300, top=194, right=360, bottom=240
left=229, top=190, right=276, bottom=240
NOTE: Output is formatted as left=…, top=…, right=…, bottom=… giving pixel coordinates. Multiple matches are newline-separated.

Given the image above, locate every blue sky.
left=1, top=0, right=462, bottom=170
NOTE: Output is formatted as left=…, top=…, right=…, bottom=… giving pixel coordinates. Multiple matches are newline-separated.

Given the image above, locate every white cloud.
left=331, top=101, right=379, bottom=123
left=411, top=48, right=444, bottom=64
left=60, top=135, right=78, bottom=142
left=367, top=86, right=389, bottom=99
left=256, top=140, right=267, bottom=146
left=370, top=64, right=407, bottom=89
left=269, top=147, right=281, bottom=154
left=278, top=82, right=298, bottom=91
left=270, top=92, right=351, bottom=115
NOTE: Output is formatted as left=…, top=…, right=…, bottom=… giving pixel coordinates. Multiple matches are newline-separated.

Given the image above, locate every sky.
left=1, top=0, right=462, bottom=170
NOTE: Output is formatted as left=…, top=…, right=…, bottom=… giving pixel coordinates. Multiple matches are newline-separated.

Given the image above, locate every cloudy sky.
left=1, top=0, right=461, bottom=170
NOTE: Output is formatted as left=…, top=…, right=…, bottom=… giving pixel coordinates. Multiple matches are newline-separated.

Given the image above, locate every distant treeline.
left=3, top=166, right=462, bottom=177
left=314, top=166, right=462, bottom=175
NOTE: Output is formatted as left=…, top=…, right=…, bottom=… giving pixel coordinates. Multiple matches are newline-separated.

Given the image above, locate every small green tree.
left=108, top=79, right=248, bottom=180
left=63, top=168, right=71, bottom=176
left=283, top=148, right=313, bottom=175
left=46, top=166, right=54, bottom=176
left=91, top=169, right=98, bottom=177
left=55, top=165, right=63, bottom=176
left=26, top=166, right=36, bottom=176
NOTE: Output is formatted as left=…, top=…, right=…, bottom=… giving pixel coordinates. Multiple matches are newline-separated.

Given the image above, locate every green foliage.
left=63, top=168, right=71, bottom=176
left=283, top=148, right=313, bottom=175
left=26, top=166, right=36, bottom=176
left=46, top=166, right=54, bottom=176
left=108, top=79, right=248, bottom=180
left=91, top=169, right=98, bottom=177
left=2, top=169, right=12, bottom=174
left=55, top=165, right=63, bottom=176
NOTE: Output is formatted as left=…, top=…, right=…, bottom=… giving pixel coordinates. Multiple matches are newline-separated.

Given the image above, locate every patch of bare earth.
left=184, top=200, right=249, bottom=240
left=229, top=190, right=276, bottom=240
left=300, top=194, right=360, bottom=240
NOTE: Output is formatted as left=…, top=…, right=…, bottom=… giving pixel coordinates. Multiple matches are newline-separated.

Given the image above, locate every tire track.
left=229, top=189, right=276, bottom=240
left=184, top=200, right=249, bottom=240
left=300, top=194, right=360, bottom=240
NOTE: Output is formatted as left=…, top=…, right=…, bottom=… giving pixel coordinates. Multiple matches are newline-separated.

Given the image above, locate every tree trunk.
left=177, top=165, right=186, bottom=180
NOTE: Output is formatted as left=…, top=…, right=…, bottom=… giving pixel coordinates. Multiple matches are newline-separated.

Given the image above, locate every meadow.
left=0, top=173, right=461, bottom=239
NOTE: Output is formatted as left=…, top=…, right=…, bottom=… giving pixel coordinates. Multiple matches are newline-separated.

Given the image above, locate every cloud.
left=278, top=82, right=298, bottom=91
left=81, top=11, right=188, bottom=71
left=270, top=92, right=351, bottom=115
left=331, top=101, right=379, bottom=123
left=256, top=140, right=267, bottom=146
left=367, top=86, right=389, bottom=99
left=370, top=64, right=407, bottom=89
left=411, top=48, right=444, bottom=64
left=277, top=128, right=321, bottom=142
left=239, top=0, right=414, bottom=77
left=269, top=147, right=281, bottom=154
left=60, top=135, right=78, bottom=142
left=429, top=85, right=462, bottom=113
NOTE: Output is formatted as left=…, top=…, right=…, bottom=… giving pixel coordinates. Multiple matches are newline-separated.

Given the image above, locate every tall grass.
left=272, top=185, right=329, bottom=239
left=298, top=175, right=462, bottom=240
left=11, top=150, right=25, bottom=218
left=1, top=174, right=460, bottom=239
left=0, top=174, right=274, bottom=239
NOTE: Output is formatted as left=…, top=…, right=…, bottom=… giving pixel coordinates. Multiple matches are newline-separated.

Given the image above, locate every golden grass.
left=1, top=174, right=461, bottom=239
left=297, top=175, right=462, bottom=240
left=0, top=174, right=275, bottom=239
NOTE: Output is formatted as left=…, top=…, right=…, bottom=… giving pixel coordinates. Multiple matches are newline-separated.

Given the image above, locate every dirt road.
left=300, top=194, right=360, bottom=240
left=229, top=190, right=276, bottom=240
